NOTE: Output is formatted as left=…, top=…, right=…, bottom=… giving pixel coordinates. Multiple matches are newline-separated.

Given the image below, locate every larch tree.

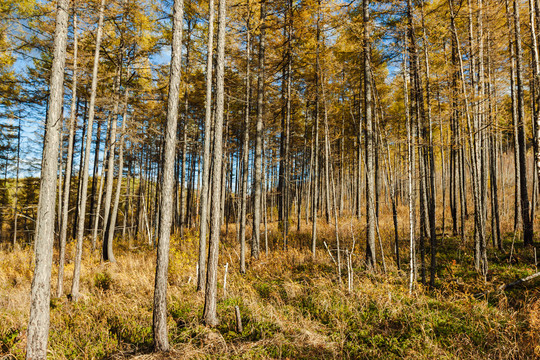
left=71, top=0, right=106, bottom=300
left=57, top=2, right=78, bottom=298
left=197, top=0, right=215, bottom=292
left=239, top=0, right=252, bottom=274
left=26, top=0, right=69, bottom=358
left=152, top=0, right=184, bottom=350
left=363, top=0, right=376, bottom=270
left=203, top=0, right=227, bottom=327
left=252, top=0, right=265, bottom=261
left=512, top=0, right=534, bottom=246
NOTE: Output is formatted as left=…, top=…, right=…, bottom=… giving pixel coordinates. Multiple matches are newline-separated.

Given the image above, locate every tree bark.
left=240, top=6, right=251, bottom=274
left=104, top=87, right=129, bottom=258
left=513, top=0, right=534, bottom=246
left=179, top=20, right=193, bottom=234
left=71, top=0, right=105, bottom=300
left=152, top=0, right=184, bottom=351
left=364, top=0, right=376, bottom=270
left=535, top=0, right=540, bottom=193
left=312, top=0, right=321, bottom=258
left=203, top=0, right=227, bottom=327
left=403, top=39, right=416, bottom=294
left=102, top=71, right=122, bottom=262
left=26, top=0, right=69, bottom=358
left=252, top=0, right=266, bottom=261
left=88, top=119, right=102, bottom=237
left=197, top=0, right=215, bottom=292
left=57, top=5, right=78, bottom=298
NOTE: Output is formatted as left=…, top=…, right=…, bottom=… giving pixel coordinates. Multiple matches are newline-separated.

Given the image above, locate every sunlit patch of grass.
left=0, top=218, right=539, bottom=359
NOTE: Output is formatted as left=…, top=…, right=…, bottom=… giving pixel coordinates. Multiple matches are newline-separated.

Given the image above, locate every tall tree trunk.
left=240, top=6, right=251, bottom=274
left=123, top=157, right=131, bottom=242
left=203, top=0, right=227, bottom=327
left=420, top=1, right=437, bottom=287
left=513, top=0, right=534, bottom=245
left=72, top=100, right=86, bottom=240
left=104, top=87, right=129, bottom=257
left=532, top=0, right=540, bottom=210
left=26, top=0, right=69, bottom=358
left=13, top=115, right=21, bottom=247
left=283, top=0, right=293, bottom=247
left=179, top=20, right=193, bottom=235
left=535, top=0, right=540, bottom=192
left=486, top=30, right=502, bottom=249
left=364, top=0, right=376, bottom=270
left=71, top=0, right=105, bottom=300
left=449, top=0, right=488, bottom=275
left=253, top=0, right=266, bottom=261
left=408, top=0, right=429, bottom=283
left=88, top=119, right=102, bottom=235
left=505, top=0, right=522, bottom=231
left=449, top=37, right=458, bottom=236
left=102, top=71, right=122, bottom=262
left=197, top=0, right=215, bottom=292
left=312, top=0, right=321, bottom=258
left=403, top=38, right=417, bottom=294
left=57, top=6, right=78, bottom=298
left=476, top=0, right=489, bottom=268
left=91, top=139, right=107, bottom=249
left=152, top=0, right=184, bottom=350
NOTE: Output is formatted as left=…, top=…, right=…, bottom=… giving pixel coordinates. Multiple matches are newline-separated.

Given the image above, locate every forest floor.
left=1, top=216, right=540, bottom=359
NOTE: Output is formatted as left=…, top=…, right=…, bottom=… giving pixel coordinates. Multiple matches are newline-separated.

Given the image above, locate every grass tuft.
left=1, top=221, right=539, bottom=359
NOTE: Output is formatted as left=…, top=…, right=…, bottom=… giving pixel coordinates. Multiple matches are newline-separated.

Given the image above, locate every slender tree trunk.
left=203, top=0, right=227, bottom=327
left=71, top=0, right=105, bottom=300
left=403, top=39, right=417, bottom=294
left=179, top=21, right=192, bottom=235
left=72, top=102, right=86, bottom=240
left=323, top=79, right=331, bottom=229
left=88, top=119, right=102, bottom=234
left=420, top=1, right=437, bottom=287
left=57, top=6, right=78, bottom=298
left=123, top=158, right=131, bottom=242
left=513, top=0, right=534, bottom=245
left=364, top=0, right=376, bottom=270
left=253, top=0, right=266, bottom=261
left=57, top=130, right=64, bottom=240
left=486, top=31, right=501, bottom=249
left=105, top=87, right=128, bottom=257
left=220, top=118, right=229, bottom=225
left=13, top=115, right=21, bottom=247
left=197, top=0, right=215, bottom=292
left=449, top=0, right=488, bottom=275
left=102, top=71, right=122, bottom=262
left=263, top=137, right=269, bottom=254
left=383, top=136, right=400, bottom=270
left=505, top=0, right=522, bottom=231
left=450, top=38, right=458, bottom=236
left=312, top=0, right=321, bottom=258
left=535, top=0, right=540, bottom=192
left=26, top=1, right=69, bottom=358
left=92, top=140, right=107, bottom=249
left=283, top=0, right=293, bottom=247
left=240, top=8, right=251, bottom=274
left=152, top=0, right=183, bottom=350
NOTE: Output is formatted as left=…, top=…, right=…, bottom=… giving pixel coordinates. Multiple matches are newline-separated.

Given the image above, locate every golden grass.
left=0, top=213, right=539, bottom=359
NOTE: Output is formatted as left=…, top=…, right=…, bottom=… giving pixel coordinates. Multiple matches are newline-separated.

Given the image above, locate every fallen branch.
left=473, top=271, right=540, bottom=299
left=323, top=241, right=337, bottom=265
left=498, top=271, right=540, bottom=291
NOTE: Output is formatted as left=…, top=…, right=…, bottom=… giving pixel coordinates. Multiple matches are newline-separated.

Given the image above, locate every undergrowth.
left=0, top=220, right=539, bottom=359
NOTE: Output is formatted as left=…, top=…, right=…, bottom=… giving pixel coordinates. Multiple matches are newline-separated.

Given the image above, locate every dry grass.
left=1, top=215, right=539, bottom=359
